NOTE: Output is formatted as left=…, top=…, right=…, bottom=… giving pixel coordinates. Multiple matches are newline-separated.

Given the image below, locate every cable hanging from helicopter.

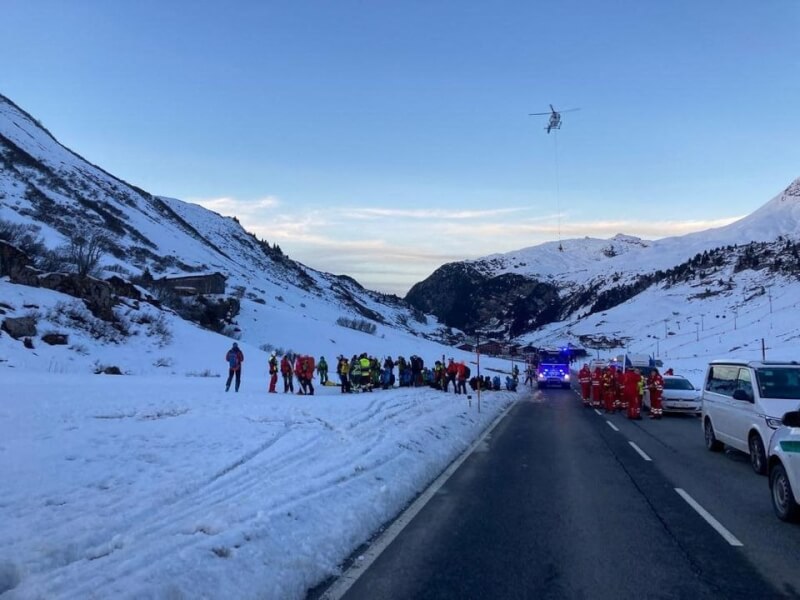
left=528, top=104, right=580, bottom=251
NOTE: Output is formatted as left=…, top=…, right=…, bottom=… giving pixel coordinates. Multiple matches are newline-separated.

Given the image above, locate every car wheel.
left=749, top=433, right=767, bottom=475
left=704, top=418, right=723, bottom=452
left=770, top=463, right=800, bottom=522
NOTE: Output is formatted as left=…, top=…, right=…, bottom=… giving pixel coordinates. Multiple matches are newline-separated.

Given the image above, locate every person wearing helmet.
left=268, top=350, right=279, bottom=393
left=225, top=342, right=244, bottom=392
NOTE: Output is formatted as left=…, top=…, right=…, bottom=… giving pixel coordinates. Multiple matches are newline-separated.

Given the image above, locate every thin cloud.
left=345, top=206, right=528, bottom=220
left=190, top=195, right=281, bottom=217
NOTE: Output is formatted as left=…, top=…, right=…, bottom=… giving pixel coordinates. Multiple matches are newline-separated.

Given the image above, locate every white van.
left=702, top=359, right=800, bottom=474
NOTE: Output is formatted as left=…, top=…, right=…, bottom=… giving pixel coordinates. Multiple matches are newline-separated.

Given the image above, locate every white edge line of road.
left=606, top=421, right=620, bottom=432
left=675, top=488, right=744, bottom=547
left=319, top=399, right=517, bottom=600
left=628, top=441, right=653, bottom=461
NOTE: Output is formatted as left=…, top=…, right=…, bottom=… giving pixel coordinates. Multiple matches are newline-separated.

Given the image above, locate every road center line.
left=675, top=488, right=743, bottom=547
left=594, top=409, right=602, bottom=416
left=628, top=441, right=652, bottom=461
left=606, top=421, right=620, bottom=432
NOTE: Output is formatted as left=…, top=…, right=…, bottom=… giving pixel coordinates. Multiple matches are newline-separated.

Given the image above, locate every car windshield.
left=664, top=378, right=695, bottom=390
left=755, top=367, right=800, bottom=399
left=539, top=351, right=567, bottom=363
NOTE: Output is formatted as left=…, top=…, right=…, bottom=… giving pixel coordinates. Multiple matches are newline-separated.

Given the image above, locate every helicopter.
left=529, top=104, right=580, bottom=134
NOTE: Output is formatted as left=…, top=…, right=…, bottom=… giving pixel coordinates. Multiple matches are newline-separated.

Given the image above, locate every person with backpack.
left=225, top=342, right=244, bottom=392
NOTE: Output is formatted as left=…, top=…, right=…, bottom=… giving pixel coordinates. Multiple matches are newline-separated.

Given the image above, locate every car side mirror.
left=782, top=411, right=800, bottom=428
left=733, top=389, right=753, bottom=402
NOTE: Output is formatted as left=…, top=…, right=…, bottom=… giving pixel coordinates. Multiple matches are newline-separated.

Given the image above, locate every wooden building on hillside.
left=160, top=272, right=226, bottom=295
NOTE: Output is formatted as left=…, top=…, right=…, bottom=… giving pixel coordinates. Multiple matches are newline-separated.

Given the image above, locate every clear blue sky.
left=2, top=0, right=799, bottom=294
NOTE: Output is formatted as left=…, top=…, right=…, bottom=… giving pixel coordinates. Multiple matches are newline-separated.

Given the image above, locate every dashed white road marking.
left=594, top=409, right=602, bottom=416
left=628, top=441, right=652, bottom=462
left=675, top=488, right=743, bottom=547
left=606, top=421, right=620, bottom=432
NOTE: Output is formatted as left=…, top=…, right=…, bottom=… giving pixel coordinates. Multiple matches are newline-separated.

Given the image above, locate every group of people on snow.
left=223, top=343, right=519, bottom=396
left=576, top=363, right=667, bottom=419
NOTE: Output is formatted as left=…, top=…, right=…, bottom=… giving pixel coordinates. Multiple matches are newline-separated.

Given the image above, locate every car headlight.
left=766, top=416, right=783, bottom=430
left=563, top=374, right=570, bottom=380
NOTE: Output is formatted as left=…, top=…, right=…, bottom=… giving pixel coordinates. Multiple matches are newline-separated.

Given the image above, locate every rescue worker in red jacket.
left=268, top=351, right=278, bottom=393
left=578, top=363, right=592, bottom=406
left=602, top=366, right=616, bottom=413
left=280, top=354, right=294, bottom=393
left=624, top=368, right=643, bottom=420
left=455, top=361, right=468, bottom=395
left=615, top=366, right=625, bottom=412
left=446, top=358, right=458, bottom=393
left=648, top=369, right=664, bottom=419
left=591, top=366, right=602, bottom=408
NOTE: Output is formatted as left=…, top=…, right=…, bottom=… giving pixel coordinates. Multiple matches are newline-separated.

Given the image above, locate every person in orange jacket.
left=602, top=366, right=616, bottom=413
left=648, top=369, right=664, bottom=419
left=578, top=363, right=592, bottom=406
left=591, top=366, right=602, bottom=408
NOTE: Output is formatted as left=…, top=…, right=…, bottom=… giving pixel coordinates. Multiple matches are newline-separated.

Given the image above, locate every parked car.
left=644, top=375, right=701, bottom=415
left=702, top=359, right=800, bottom=475
left=768, top=410, right=800, bottom=522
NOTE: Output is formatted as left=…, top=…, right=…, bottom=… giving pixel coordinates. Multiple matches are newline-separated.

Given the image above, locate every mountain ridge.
left=405, top=177, right=800, bottom=339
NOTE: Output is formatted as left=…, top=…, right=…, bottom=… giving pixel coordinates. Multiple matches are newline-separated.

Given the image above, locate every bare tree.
left=66, top=227, right=109, bottom=277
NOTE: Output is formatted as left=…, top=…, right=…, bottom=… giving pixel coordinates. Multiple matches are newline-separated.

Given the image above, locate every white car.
left=702, top=360, right=800, bottom=475
left=768, top=410, right=800, bottom=522
left=645, top=375, right=701, bottom=414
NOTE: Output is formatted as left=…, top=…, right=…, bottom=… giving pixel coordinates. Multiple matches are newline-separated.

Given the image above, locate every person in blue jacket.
left=225, top=342, right=244, bottom=392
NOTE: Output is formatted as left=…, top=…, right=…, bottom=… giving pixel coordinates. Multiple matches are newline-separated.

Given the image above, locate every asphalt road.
left=322, top=385, right=800, bottom=600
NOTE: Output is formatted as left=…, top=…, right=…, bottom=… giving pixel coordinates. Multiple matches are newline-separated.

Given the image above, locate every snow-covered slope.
left=471, top=178, right=800, bottom=286
left=407, top=177, right=800, bottom=339
left=0, top=92, right=448, bottom=369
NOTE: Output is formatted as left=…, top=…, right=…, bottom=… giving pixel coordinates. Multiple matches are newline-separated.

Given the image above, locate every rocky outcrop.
left=1, top=316, right=37, bottom=339
left=38, top=273, right=115, bottom=320
left=1, top=242, right=142, bottom=320
left=0, top=241, right=41, bottom=286
left=405, top=262, right=562, bottom=337
left=42, top=333, right=69, bottom=345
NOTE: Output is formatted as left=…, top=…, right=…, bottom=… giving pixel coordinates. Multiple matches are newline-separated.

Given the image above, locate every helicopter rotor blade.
left=528, top=112, right=551, bottom=116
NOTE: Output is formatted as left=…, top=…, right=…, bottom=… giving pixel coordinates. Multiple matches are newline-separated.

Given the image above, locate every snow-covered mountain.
left=0, top=93, right=456, bottom=373
left=406, top=177, right=800, bottom=343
